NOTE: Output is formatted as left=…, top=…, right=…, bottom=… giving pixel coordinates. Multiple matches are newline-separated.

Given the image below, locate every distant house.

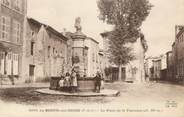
left=101, top=32, right=147, bottom=83
left=144, top=57, right=155, bottom=80
left=152, top=54, right=167, bottom=81
left=22, top=18, right=68, bottom=82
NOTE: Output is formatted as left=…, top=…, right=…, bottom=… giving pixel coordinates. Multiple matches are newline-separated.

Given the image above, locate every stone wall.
left=0, top=0, right=27, bottom=84
left=22, top=18, right=67, bottom=83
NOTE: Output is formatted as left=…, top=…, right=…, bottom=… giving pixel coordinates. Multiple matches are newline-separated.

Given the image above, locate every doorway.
left=29, top=65, right=35, bottom=82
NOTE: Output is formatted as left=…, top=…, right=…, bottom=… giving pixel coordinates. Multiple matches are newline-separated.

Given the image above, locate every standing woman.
left=64, top=72, right=71, bottom=91
left=70, top=69, right=78, bottom=93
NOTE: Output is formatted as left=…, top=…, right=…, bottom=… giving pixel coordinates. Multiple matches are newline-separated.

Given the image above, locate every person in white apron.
left=70, top=70, right=78, bottom=93
left=63, top=72, right=71, bottom=91
left=59, top=77, right=64, bottom=90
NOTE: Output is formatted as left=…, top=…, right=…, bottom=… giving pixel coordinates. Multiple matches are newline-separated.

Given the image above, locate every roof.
left=166, top=51, right=172, bottom=54
left=86, top=37, right=99, bottom=44
left=100, top=31, right=111, bottom=38
left=27, top=18, right=68, bottom=41
left=101, top=31, right=148, bottom=52
left=176, top=26, right=184, bottom=39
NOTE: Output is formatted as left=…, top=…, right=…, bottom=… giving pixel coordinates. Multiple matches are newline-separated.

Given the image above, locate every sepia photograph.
left=0, top=0, right=184, bottom=117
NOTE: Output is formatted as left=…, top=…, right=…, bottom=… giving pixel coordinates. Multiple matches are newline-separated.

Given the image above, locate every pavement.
left=0, top=81, right=184, bottom=117
left=35, top=88, right=120, bottom=97
left=0, top=83, right=49, bottom=89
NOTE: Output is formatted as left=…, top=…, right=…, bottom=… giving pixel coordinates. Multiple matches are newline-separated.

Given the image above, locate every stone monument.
left=71, top=17, right=87, bottom=77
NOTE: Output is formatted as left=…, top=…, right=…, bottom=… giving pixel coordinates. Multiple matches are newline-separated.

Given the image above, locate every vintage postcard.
left=0, top=0, right=184, bottom=117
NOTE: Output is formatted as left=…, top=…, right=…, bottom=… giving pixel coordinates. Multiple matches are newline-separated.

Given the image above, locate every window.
left=13, top=0, right=22, bottom=11
left=1, top=16, right=10, bottom=41
left=31, top=31, right=35, bottom=37
left=13, top=20, right=21, bottom=43
left=2, top=0, right=10, bottom=7
left=92, top=53, right=95, bottom=62
left=48, top=46, right=50, bottom=58
left=96, top=54, right=98, bottom=63
left=53, top=48, right=55, bottom=55
left=31, top=42, right=34, bottom=55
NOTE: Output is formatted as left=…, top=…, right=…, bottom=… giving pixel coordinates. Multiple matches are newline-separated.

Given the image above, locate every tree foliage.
left=98, top=0, right=152, bottom=66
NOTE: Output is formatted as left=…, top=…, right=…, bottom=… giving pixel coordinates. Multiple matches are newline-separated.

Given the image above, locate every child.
left=59, top=77, right=64, bottom=90
left=64, top=72, right=71, bottom=92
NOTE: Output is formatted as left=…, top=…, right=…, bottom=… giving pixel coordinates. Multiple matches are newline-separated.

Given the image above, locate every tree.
left=98, top=0, right=152, bottom=81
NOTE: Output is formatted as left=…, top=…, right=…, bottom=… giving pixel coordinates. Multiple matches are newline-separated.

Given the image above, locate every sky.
left=27, top=0, right=184, bottom=57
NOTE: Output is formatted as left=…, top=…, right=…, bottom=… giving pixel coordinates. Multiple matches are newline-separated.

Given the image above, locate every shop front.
left=0, top=42, right=20, bottom=85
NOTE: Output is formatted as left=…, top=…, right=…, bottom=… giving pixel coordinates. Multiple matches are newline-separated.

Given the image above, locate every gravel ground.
left=0, top=82, right=184, bottom=117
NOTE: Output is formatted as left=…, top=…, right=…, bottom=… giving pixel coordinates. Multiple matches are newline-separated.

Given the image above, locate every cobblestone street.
left=0, top=82, right=184, bottom=117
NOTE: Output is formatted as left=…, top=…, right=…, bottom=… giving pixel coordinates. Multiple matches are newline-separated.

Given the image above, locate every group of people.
left=58, top=70, right=104, bottom=93
left=59, top=69, right=78, bottom=93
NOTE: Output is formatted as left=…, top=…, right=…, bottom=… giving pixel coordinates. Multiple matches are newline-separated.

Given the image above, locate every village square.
left=0, top=0, right=184, bottom=116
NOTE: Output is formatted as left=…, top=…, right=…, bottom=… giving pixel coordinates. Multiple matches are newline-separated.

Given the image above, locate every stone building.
left=0, top=0, right=27, bottom=84
left=125, top=36, right=147, bottom=83
left=173, top=25, right=184, bottom=81
left=144, top=57, right=155, bottom=80
left=165, top=26, right=184, bottom=82
left=152, top=54, right=167, bottom=81
left=152, top=57, right=161, bottom=80
left=101, top=32, right=147, bottom=83
left=166, top=51, right=173, bottom=81
left=22, top=18, right=68, bottom=82
left=172, top=42, right=177, bottom=81
left=98, top=49, right=105, bottom=76
left=85, top=37, right=100, bottom=77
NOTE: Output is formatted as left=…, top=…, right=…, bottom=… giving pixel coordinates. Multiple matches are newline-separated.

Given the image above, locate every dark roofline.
left=176, top=26, right=184, bottom=39
left=86, top=37, right=99, bottom=44
left=45, top=26, right=68, bottom=41
left=27, top=17, right=44, bottom=28
left=100, top=31, right=111, bottom=38
left=27, top=17, right=68, bottom=41
left=166, top=51, right=172, bottom=54
left=172, top=42, right=175, bottom=47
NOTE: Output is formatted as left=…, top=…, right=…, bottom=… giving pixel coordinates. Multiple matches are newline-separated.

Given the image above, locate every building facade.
left=125, top=37, right=146, bottom=83
left=152, top=58, right=161, bottom=80
left=101, top=32, right=147, bottom=83
left=85, top=37, right=100, bottom=77
left=166, top=51, right=173, bottom=81
left=98, top=49, right=105, bottom=76
left=174, top=25, right=184, bottom=81
left=144, top=57, right=155, bottom=80
left=152, top=54, right=167, bottom=81
left=0, top=0, right=27, bottom=84
left=22, top=18, right=68, bottom=82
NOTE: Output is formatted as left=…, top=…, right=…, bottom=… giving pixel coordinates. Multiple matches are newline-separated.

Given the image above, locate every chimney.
left=62, top=28, right=67, bottom=36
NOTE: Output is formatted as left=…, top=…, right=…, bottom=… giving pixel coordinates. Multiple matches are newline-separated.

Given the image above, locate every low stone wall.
left=49, top=77, right=96, bottom=91
left=77, top=77, right=95, bottom=92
